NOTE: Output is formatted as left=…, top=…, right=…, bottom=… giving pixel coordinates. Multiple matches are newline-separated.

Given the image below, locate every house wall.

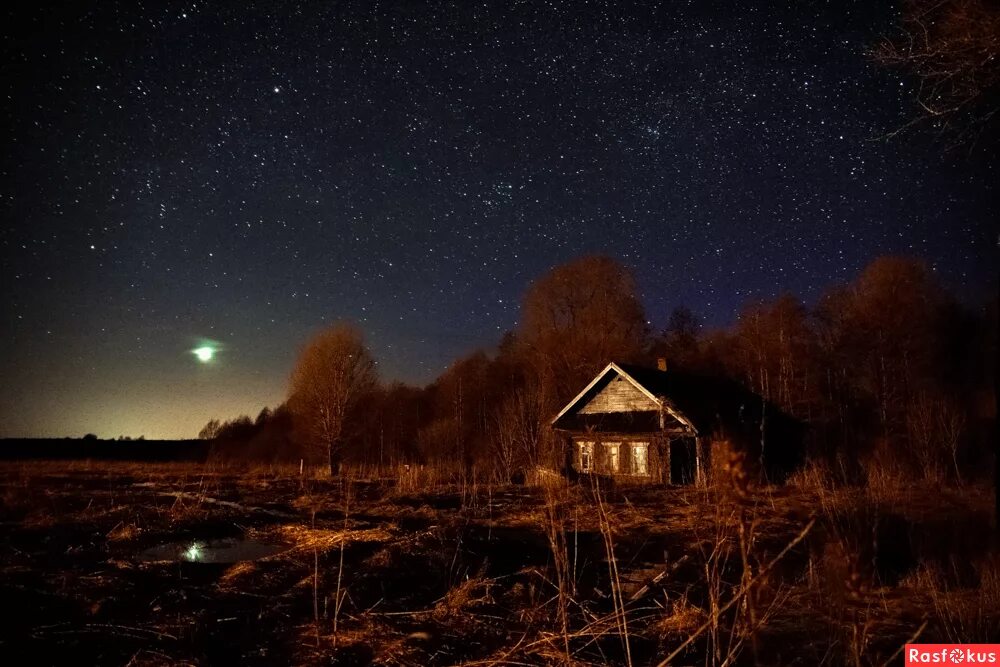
left=566, top=430, right=805, bottom=486
left=577, top=377, right=658, bottom=414
left=568, top=433, right=714, bottom=485
left=570, top=434, right=668, bottom=479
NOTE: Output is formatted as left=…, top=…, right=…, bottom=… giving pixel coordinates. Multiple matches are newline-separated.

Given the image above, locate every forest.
left=201, top=254, right=997, bottom=489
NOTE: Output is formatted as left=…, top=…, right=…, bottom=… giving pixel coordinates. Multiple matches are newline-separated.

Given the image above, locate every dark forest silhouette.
left=203, top=254, right=996, bottom=488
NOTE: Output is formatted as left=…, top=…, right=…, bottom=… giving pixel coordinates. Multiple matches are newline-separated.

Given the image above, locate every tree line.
left=202, top=254, right=995, bottom=484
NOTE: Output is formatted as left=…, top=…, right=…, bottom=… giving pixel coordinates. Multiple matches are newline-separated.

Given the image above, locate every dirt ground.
left=0, top=461, right=995, bottom=666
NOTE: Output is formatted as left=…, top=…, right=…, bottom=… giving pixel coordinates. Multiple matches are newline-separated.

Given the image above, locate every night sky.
left=2, top=1, right=995, bottom=439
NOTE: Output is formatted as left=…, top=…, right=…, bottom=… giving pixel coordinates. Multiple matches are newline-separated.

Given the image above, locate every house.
left=551, top=360, right=803, bottom=484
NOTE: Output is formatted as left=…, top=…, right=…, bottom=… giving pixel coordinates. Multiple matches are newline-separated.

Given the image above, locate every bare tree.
left=726, top=294, right=819, bottom=418
left=875, top=0, right=999, bottom=540
left=520, top=255, right=649, bottom=407
left=288, top=323, right=377, bottom=475
left=651, top=305, right=704, bottom=368
left=876, top=0, right=999, bottom=538
left=491, top=384, right=544, bottom=481
left=198, top=418, right=222, bottom=440
left=908, top=390, right=968, bottom=483
left=873, top=0, right=1000, bottom=149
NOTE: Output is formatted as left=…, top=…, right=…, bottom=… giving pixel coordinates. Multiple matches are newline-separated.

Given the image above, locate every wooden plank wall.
left=578, top=376, right=658, bottom=414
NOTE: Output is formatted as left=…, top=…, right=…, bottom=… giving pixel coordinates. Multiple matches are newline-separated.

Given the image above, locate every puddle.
left=138, top=538, right=287, bottom=563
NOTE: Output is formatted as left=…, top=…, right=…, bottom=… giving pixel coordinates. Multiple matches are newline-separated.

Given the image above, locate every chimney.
left=657, top=357, right=667, bottom=372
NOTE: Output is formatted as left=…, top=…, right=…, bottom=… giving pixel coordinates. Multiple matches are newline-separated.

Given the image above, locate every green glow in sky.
left=192, top=345, right=215, bottom=363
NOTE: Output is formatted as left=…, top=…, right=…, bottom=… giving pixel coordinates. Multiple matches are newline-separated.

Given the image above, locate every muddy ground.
left=0, top=462, right=995, bottom=666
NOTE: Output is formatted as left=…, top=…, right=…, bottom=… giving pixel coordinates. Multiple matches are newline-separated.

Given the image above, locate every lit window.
left=578, top=441, right=593, bottom=472
left=632, top=442, right=648, bottom=476
left=606, top=442, right=620, bottom=473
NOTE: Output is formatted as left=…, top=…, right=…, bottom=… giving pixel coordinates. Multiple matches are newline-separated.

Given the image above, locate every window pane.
left=632, top=443, right=648, bottom=475
left=607, top=442, right=619, bottom=472
left=578, top=441, right=593, bottom=472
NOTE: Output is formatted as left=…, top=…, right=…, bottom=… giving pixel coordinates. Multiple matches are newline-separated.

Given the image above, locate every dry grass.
left=393, top=463, right=450, bottom=494
left=106, top=521, right=141, bottom=541
left=654, top=595, right=706, bottom=637
left=219, top=561, right=257, bottom=586
left=902, top=555, right=1000, bottom=643
left=0, top=459, right=994, bottom=666
left=525, top=465, right=567, bottom=488
left=276, top=524, right=394, bottom=552
left=434, top=573, right=494, bottom=618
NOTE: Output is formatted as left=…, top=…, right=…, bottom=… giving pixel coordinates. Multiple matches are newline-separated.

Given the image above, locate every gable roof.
left=551, top=362, right=654, bottom=421
left=552, top=361, right=798, bottom=437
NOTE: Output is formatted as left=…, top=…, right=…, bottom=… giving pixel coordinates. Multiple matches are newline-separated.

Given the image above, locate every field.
left=0, top=462, right=996, bottom=666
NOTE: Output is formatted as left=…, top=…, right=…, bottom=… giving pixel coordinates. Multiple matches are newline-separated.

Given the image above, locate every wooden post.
left=659, top=410, right=671, bottom=485
left=695, top=437, right=706, bottom=487
left=664, top=436, right=673, bottom=485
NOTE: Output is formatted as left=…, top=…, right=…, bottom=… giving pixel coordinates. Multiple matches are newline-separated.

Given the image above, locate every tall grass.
left=540, top=470, right=572, bottom=663
left=904, top=556, right=1000, bottom=643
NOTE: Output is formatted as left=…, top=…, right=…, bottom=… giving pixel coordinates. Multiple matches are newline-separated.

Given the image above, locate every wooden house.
left=551, top=361, right=803, bottom=484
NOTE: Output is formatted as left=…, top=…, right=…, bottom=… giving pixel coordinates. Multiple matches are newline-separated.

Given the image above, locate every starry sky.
left=1, top=1, right=995, bottom=439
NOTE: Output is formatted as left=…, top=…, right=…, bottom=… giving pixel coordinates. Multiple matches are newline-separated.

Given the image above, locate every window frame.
left=577, top=441, right=594, bottom=473
left=631, top=442, right=649, bottom=476
left=606, top=442, right=620, bottom=473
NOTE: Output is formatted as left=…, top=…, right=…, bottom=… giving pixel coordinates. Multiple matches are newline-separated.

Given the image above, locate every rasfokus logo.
left=906, top=644, right=1000, bottom=666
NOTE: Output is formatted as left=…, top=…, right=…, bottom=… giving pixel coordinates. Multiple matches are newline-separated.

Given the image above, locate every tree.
left=651, top=305, right=704, bottom=369
left=217, top=415, right=255, bottom=441
left=288, top=323, right=378, bottom=475
left=254, top=407, right=272, bottom=426
left=874, top=0, right=1000, bottom=149
left=490, top=384, right=545, bottom=482
left=807, top=256, right=976, bottom=476
left=520, top=255, right=649, bottom=407
left=820, top=257, right=944, bottom=440
left=427, top=351, right=492, bottom=472
left=198, top=419, right=222, bottom=440
left=733, top=294, right=820, bottom=419
left=358, top=382, right=425, bottom=467
left=876, top=1, right=999, bottom=533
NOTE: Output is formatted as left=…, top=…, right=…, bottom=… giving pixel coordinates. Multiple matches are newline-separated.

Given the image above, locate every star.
left=0, top=0, right=993, bottom=440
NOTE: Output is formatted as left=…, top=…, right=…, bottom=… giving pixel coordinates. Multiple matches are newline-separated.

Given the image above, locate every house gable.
left=551, top=362, right=698, bottom=434
left=578, top=375, right=659, bottom=414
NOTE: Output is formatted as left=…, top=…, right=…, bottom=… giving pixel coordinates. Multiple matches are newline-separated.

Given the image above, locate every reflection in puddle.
left=138, top=538, right=286, bottom=563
